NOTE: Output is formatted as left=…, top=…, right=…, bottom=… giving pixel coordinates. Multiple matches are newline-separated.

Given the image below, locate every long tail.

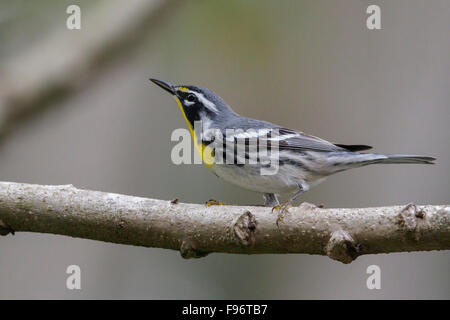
left=367, top=154, right=436, bottom=165
left=324, top=152, right=436, bottom=174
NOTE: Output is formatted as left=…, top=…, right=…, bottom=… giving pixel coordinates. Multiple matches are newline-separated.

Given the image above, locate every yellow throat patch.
left=174, top=97, right=215, bottom=168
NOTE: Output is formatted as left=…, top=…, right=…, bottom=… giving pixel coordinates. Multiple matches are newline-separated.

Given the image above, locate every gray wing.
left=218, top=117, right=371, bottom=153
left=270, top=127, right=350, bottom=152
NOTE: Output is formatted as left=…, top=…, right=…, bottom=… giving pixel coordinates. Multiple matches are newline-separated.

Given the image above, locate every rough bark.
left=0, top=182, right=448, bottom=264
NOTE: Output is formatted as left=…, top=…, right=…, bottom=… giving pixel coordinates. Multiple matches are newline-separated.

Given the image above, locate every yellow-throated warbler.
left=151, top=78, right=435, bottom=223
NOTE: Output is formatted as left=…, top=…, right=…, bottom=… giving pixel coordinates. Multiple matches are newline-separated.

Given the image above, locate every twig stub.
left=233, top=211, right=257, bottom=247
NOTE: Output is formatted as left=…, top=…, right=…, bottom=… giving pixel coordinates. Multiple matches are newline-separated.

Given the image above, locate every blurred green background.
left=0, top=0, right=448, bottom=299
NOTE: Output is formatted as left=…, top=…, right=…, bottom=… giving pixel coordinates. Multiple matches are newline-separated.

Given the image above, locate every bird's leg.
left=205, top=199, right=226, bottom=206
left=272, top=183, right=308, bottom=225
left=263, top=193, right=279, bottom=207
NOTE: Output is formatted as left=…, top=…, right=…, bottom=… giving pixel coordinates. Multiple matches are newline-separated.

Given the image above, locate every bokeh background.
left=0, top=0, right=449, bottom=299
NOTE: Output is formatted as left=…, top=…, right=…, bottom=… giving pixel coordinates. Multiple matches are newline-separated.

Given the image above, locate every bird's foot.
left=205, top=199, right=226, bottom=207
left=272, top=202, right=292, bottom=226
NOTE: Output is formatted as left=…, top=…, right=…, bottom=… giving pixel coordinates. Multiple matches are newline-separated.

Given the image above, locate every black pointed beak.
left=150, top=78, right=175, bottom=95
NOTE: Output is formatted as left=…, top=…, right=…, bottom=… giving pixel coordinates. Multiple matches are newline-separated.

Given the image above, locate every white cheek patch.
left=184, top=100, right=195, bottom=106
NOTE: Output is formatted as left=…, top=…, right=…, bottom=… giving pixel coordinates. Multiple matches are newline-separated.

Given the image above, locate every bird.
left=150, top=78, right=435, bottom=224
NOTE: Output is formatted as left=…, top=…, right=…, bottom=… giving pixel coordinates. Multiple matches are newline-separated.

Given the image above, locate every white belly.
left=211, top=163, right=325, bottom=194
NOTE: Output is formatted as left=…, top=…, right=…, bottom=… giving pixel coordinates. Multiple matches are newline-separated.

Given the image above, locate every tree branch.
left=0, top=182, right=448, bottom=264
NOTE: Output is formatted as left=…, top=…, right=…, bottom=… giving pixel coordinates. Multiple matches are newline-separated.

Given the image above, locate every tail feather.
left=368, top=154, right=436, bottom=165
left=322, top=152, right=435, bottom=175
left=335, top=144, right=373, bottom=152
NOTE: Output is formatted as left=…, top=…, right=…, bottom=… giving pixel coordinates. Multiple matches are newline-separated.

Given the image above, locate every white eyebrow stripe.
left=185, top=90, right=218, bottom=113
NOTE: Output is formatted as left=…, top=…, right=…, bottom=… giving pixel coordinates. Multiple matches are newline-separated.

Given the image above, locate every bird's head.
left=150, top=78, right=236, bottom=128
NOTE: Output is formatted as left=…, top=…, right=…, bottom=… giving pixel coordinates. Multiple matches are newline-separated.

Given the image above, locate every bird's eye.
left=187, top=94, right=197, bottom=102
